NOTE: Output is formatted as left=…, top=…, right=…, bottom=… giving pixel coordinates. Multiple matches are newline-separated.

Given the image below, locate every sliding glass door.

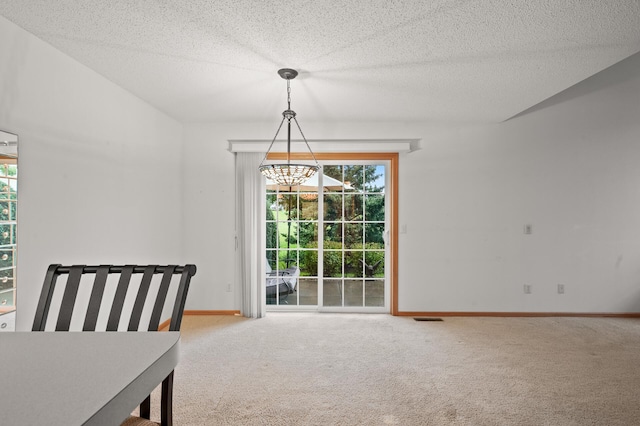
left=266, top=160, right=389, bottom=312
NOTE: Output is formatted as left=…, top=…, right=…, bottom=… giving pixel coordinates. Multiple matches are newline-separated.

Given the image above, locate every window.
left=0, top=158, right=17, bottom=312
left=265, top=153, right=397, bottom=313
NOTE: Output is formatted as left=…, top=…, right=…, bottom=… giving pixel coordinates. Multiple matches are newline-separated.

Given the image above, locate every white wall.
left=181, top=124, right=238, bottom=310
left=0, top=16, right=185, bottom=329
left=399, top=53, right=640, bottom=313
left=183, top=52, right=640, bottom=314
left=3, top=11, right=638, bottom=317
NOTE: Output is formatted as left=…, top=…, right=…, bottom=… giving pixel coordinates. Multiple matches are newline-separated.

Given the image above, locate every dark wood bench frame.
left=32, top=264, right=197, bottom=426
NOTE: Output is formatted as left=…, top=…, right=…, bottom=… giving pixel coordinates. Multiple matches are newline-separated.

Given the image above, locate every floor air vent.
left=414, top=317, right=443, bottom=322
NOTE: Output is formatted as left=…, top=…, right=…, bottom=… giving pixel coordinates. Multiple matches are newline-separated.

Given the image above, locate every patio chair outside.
left=265, top=260, right=299, bottom=304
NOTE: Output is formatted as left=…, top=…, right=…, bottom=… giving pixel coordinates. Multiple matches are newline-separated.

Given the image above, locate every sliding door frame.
left=268, top=152, right=398, bottom=315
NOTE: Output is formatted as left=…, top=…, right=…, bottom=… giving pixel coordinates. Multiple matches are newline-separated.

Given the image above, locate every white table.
left=0, top=331, right=180, bottom=426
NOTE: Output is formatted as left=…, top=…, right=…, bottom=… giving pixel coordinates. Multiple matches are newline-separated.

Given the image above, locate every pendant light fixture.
left=259, top=68, right=319, bottom=186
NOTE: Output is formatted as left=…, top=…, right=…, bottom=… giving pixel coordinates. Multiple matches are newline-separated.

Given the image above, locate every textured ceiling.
left=1, top=0, right=639, bottom=124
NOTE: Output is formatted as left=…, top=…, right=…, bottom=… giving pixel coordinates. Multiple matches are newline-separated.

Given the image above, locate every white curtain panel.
left=235, top=152, right=266, bottom=318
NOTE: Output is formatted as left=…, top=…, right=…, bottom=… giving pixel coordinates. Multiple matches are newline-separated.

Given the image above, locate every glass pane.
left=323, top=250, right=343, bottom=278
left=0, top=266, right=13, bottom=292
left=324, top=165, right=342, bottom=182
left=365, top=223, right=385, bottom=245
left=280, top=194, right=298, bottom=220
left=266, top=221, right=278, bottom=249
left=364, top=194, right=385, bottom=221
left=280, top=222, right=297, bottom=248
left=266, top=273, right=291, bottom=305
left=0, top=201, right=8, bottom=220
left=272, top=203, right=287, bottom=223
left=364, top=251, right=385, bottom=277
left=324, top=223, right=342, bottom=244
left=278, top=250, right=298, bottom=269
left=299, top=249, right=318, bottom=276
left=324, top=194, right=342, bottom=221
left=278, top=221, right=298, bottom=249
left=0, top=225, right=12, bottom=245
left=299, top=278, right=318, bottom=305
left=344, top=194, right=363, bottom=221
left=267, top=198, right=278, bottom=249
left=323, top=279, right=342, bottom=306
left=299, top=194, right=318, bottom=220
left=0, top=283, right=13, bottom=306
left=345, top=251, right=363, bottom=278
left=8, top=224, right=16, bottom=245
left=278, top=282, right=289, bottom=305
left=344, top=279, right=363, bottom=307
left=267, top=282, right=291, bottom=305
left=266, top=250, right=277, bottom=268
left=282, top=287, right=298, bottom=306
left=343, top=165, right=364, bottom=191
left=365, top=280, right=385, bottom=307
left=7, top=224, right=16, bottom=245
left=0, top=246, right=14, bottom=268
left=267, top=251, right=300, bottom=306
left=344, top=223, right=363, bottom=249
left=298, top=222, right=318, bottom=248
left=365, top=165, right=385, bottom=192
left=266, top=193, right=278, bottom=212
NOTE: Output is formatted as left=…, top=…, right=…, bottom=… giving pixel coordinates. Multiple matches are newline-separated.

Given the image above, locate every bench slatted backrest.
left=32, top=264, right=196, bottom=332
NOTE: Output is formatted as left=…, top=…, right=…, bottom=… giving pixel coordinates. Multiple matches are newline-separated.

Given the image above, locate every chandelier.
left=259, top=68, right=319, bottom=186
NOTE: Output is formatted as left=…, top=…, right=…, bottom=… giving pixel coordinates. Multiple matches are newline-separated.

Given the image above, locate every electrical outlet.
left=557, top=284, right=565, bottom=294
left=226, top=283, right=232, bottom=292
left=524, top=284, right=531, bottom=294
left=524, top=224, right=533, bottom=235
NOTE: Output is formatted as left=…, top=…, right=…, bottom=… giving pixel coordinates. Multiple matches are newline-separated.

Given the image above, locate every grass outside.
left=269, top=208, right=385, bottom=278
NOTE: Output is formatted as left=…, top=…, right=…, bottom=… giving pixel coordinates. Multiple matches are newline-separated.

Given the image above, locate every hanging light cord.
left=258, top=76, right=319, bottom=169
left=259, top=116, right=286, bottom=167
left=293, top=115, right=318, bottom=165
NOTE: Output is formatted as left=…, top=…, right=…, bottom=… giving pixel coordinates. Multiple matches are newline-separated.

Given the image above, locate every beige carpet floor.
left=151, top=313, right=640, bottom=425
